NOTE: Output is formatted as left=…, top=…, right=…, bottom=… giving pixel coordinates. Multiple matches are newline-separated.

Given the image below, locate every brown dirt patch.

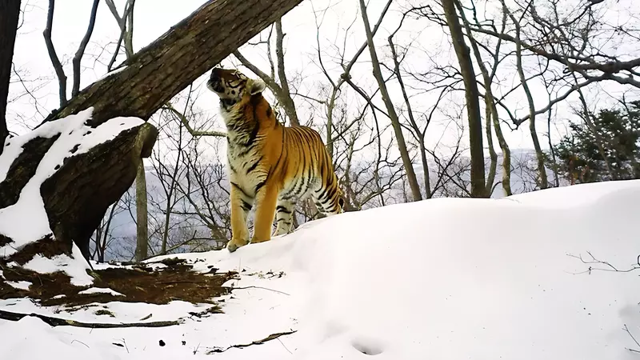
left=0, top=257, right=238, bottom=309
left=6, top=234, right=69, bottom=265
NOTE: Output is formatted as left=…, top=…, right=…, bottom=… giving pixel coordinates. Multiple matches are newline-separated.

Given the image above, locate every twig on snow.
left=70, top=339, right=90, bottom=348
left=226, top=285, right=290, bottom=296
left=623, top=324, right=640, bottom=354
left=566, top=251, right=640, bottom=275
left=205, top=330, right=297, bottom=354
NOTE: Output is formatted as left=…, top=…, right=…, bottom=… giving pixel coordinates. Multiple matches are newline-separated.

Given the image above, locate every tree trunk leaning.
left=39, top=0, right=305, bottom=128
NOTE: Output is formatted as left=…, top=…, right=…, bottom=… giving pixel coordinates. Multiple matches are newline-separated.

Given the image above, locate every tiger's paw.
left=227, top=243, right=239, bottom=253
left=227, top=238, right=248, bottom=253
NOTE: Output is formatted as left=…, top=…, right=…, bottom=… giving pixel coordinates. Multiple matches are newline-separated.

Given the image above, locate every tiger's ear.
left=249, top=78, right=266, bottom=95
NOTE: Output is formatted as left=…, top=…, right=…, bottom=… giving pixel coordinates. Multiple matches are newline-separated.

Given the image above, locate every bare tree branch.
left=43, top=0, right=67, bottom=107
left=72, top=0, right=100, bottom=97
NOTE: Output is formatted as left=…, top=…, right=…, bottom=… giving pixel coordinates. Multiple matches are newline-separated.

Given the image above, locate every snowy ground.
left=2, top=179, right=640, bottom=359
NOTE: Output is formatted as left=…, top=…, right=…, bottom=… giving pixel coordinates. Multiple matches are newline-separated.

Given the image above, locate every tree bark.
left=501, top=1, right=547, bottom=189
left=442, top=0, right=487, bottom=197
left=134, top=162, right=148, bottom=262
left=0, top=0, right=21, bottom=154
left=40, top=0, right=305, bottom=128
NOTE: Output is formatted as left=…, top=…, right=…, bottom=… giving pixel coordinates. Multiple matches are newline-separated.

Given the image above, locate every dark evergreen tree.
left=548, top=101, right=640, bottom=184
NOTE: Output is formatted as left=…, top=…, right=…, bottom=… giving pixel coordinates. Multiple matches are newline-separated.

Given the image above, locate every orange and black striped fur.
left=207, top=68, right=345, bottom=252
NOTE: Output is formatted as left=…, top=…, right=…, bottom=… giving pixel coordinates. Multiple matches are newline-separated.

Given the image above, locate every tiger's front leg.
left=227, top=185, right=253, bottom=253
left=251, top=183, right=279, bottom=244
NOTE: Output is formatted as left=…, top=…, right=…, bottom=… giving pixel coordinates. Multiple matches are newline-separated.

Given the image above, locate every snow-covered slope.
left=2, top=180, right=640, bottom=359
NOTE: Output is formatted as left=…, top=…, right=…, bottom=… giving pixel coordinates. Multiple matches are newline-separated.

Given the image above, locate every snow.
left=2, top=180, right=640, bottom=359
left=78, top=287, right=125, bottom=297
left=4, top=281, right=31, bottom=290
left=97, top=65, right=128, bottom=81
left=0, top=108, right=145, bottom=285
left=21, top=244, right=94, bottom=286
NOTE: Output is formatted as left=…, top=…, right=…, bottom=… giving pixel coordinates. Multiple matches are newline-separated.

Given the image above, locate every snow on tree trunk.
left=0, top=109, right=156, bottom=279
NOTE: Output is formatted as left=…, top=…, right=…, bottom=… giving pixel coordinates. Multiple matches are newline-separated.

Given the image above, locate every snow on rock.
left=2, top=180, right=640, bottom=359
left=78, top=287, right=125, bottom=297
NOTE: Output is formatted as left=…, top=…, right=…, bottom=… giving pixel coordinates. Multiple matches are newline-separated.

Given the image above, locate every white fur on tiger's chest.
left=226, top=138, right=267, bottom=198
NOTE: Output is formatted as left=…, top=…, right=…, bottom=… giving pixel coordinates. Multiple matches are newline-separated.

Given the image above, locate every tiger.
left=206, top=67, right=345, bottom=252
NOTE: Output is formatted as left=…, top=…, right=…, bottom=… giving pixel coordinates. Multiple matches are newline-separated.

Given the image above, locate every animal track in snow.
left=351, top=336, right=383, bottom=356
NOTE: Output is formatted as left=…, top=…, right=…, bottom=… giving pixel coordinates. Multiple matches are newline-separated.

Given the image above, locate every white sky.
left=6, top=0, right=640, bottom=162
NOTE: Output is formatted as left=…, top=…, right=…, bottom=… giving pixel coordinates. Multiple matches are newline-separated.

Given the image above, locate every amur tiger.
left=206, top=67, right=345, bottom=252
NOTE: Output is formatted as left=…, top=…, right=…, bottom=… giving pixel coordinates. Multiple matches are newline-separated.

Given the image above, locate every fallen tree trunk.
left=41, top=0, right=305, bottom=127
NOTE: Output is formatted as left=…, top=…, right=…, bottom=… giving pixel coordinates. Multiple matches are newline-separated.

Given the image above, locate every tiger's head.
left=207, top=67, right=266, bottom=111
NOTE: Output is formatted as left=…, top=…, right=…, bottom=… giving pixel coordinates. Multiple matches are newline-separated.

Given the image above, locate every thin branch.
left=72, top=0, right=101, bottom=97
left=43, top=0, right=67, bottom=107
left=162, top=103, right=226, bottom=138
left=567, top=251, right=640, bottom=274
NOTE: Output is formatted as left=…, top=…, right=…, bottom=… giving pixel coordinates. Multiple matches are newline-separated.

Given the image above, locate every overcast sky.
left=7, top=0, right=639, bottom=159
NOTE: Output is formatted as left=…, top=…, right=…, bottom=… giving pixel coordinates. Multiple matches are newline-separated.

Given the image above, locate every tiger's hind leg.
left=251, top=182, right=279, bottom=244
left=273, top=198, right=295, bottom=236
left=227, top=185, right=253, bottom=253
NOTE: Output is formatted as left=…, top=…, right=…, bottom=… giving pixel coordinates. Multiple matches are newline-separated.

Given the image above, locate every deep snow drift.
left=2, top=180, right=640, bottom=359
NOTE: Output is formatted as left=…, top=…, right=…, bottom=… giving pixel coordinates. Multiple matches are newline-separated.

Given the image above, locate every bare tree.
left=358, top=0, right=423, bottom=201
left=456, top=0, right=512, bottom=196
left=105, top=0, right=135, bottom=71
left=233, top=19, right=300, bottom=126
left=386, top=11, right=435, bottom=198
left=500, top=0, right=548, bottom=189
left=441, top=0, right=486, bottom=197
left=0, top=0, right=22, bottom=151
left=100, top=0, right=151, bottom=262
left=469, top=0, right=640, bottom=126
left=91, top=200, right=127, bottom=262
